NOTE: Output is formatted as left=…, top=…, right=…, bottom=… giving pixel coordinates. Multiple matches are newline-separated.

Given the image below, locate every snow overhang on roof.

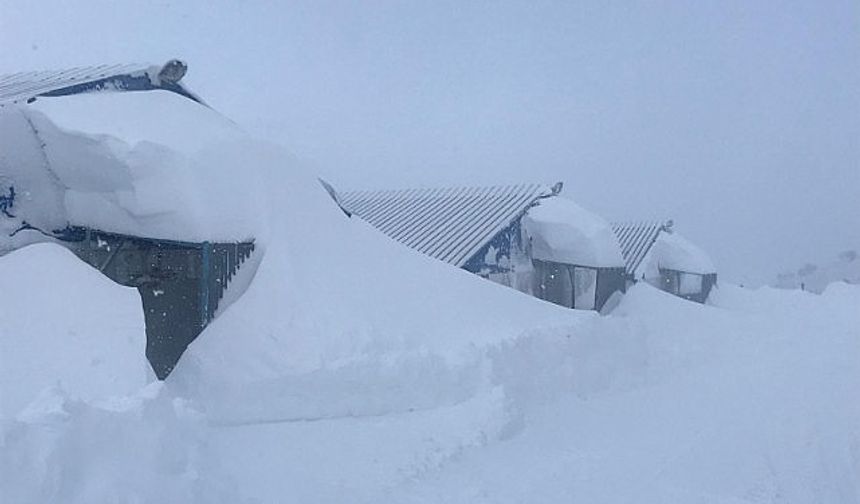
left=0, top=60, right=204, bottom=107
left=0, top=76, right=262, bottom=245
left=522, top=196, right=625, bottom=268
left=647, top=232, right=716, bottom=275
left=338, top=183, right=560, bottom=267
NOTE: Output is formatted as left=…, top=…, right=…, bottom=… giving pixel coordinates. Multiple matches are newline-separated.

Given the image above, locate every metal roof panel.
left=610, top=221, right=670, bottom=276
left=0, top=62, right=201, bottom=106
left=339, top=184, right=556, bottom=267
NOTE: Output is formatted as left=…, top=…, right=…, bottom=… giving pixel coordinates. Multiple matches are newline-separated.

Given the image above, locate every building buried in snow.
left=338, top=183, right=627, bottom=311
left=0, top=61, right=257, bottom=379
left=611, top=221, right=717, bottom=303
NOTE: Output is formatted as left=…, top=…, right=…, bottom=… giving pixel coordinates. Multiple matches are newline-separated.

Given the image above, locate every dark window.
left=534, top=260, right=600, bottom=310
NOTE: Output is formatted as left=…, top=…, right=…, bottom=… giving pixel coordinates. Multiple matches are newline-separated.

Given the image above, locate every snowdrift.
left=0, top=243, right=149, bottom=417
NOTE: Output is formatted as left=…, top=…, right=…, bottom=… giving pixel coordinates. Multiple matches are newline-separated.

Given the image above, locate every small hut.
left=0, top=61, right=256, bottom=378
left=612, top=221, right=717, bottom=303
left=337, top=182, right=627, bottom=311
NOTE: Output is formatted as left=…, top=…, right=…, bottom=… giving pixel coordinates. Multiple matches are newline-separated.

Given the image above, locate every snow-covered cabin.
left=338, top=183, right=627, bottom=311
left=0, top=61, right=258, bottom=379
left=612, top=221, right=717, bottom=303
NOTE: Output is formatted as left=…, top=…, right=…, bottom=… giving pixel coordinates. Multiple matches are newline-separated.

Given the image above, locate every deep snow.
left=4, top=265, right=858, bottom=503
left=1, top=90, right=858, bottom=503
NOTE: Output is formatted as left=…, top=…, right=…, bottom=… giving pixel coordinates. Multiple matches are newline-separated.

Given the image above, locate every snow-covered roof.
left=0, top=61, right=202, bottom=106
left=522, top=197, right=624, bottom=268
left=611, top=221, right=670, bottom=275
left=611, top=221, right=716, bottom=277
left=338, top=183, right=559, bottom=267
left=0, top=85, right=265, bottom=245
left=647, top=232, right=716, bottom=275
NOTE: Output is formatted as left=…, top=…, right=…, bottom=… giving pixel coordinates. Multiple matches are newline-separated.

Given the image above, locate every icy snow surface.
left=2, top=90, right=859, bottom=503
left=523, top=196, right=624, bottom=268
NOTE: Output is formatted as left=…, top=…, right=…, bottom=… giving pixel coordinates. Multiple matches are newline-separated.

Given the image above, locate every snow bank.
left=522, top=196, right=624, bottom=268
left=0, top=243, right=149, bottom=418
left=387, top=283, right=860, bottom=503
left=2, top=88, right=583, bottom=417
left=168, top=160, right=584, bottom=422
left=1, top=383, right=240, bottom=504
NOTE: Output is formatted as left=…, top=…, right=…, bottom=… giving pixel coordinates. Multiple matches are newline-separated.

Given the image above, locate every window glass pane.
left=573, top=266, right=597, bottom=310
left=679, top=272, right=703, bottom=295
left=661, top=270, right=678, bottom=294
left=536, top=261, right=573, bottom=308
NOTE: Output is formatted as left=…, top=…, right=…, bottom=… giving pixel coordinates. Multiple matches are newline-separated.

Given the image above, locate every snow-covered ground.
left=3, top=248, right=858, bottom=503
left=774, top=250, right=860, bottom=294
left=2, top=90, right=859, bottom=502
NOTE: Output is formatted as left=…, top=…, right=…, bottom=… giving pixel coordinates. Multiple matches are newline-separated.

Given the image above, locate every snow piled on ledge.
left=1, top=91, right=271, bottom=244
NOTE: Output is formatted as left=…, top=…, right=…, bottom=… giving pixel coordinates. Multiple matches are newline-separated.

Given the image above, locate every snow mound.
left=1, top=383, right=240, bottom=504
left=168, top=168, right=584, bottom=420
left=0, top=243, right=148, bottom=418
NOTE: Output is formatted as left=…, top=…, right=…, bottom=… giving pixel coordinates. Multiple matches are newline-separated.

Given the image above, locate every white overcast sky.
left=2, top=0, right=858, bottom=285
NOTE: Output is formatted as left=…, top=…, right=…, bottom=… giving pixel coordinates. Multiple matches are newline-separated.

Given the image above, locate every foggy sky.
left=2, top=0, right=858, bottom=285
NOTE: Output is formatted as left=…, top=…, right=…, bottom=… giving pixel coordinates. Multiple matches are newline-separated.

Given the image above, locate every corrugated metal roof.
left=611, top=221, right=670, bottom=276
left=339, top=183, right=558, bottom=267
left=0, top=62, right=200, bottom=106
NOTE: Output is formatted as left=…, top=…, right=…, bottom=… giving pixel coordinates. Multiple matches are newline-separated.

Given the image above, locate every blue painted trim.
left=200, top=242, right=212, bottom=327
left=461, top=220, right=522, bottom=274
left=0, top=186, right=15, bottom=217
left=200, top=241, right=211, bottom=327
left=38, top=74, right=202, bottom=104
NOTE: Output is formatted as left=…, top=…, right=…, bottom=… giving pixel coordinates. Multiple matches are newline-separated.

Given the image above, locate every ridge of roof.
left=0, top=60, right=203, bottom=107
